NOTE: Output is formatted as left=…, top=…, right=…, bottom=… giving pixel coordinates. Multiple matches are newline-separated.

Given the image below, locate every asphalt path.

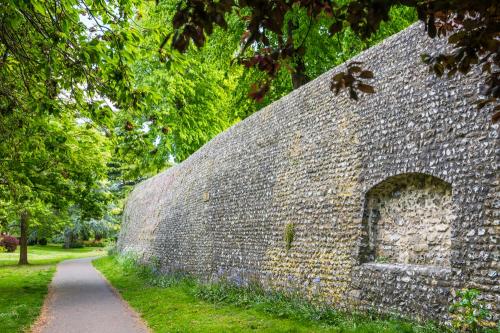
left=35, top=257, right=149, bottom=333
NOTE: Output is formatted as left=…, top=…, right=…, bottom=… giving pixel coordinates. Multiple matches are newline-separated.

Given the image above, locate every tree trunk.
left=18, top=211, right=29, bottom=265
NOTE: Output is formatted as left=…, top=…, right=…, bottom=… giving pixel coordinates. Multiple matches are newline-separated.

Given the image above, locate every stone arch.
left=359, top=173, right=453, bottom=267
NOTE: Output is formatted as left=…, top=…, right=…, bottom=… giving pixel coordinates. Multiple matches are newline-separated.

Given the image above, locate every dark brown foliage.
left=167, top=1, right=499, bottom=122
left=331, top=62, right=375, bottom=101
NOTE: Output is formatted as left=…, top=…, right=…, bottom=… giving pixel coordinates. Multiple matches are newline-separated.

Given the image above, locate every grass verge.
left=94, top=255, right=451, bottom=333
left=0, top=244, right=106, bottom=332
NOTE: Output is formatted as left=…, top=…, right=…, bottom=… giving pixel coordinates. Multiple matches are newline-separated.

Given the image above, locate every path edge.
left=30, top=265, right=58, bottom=333
left=91, top=257, right=152, bottom=333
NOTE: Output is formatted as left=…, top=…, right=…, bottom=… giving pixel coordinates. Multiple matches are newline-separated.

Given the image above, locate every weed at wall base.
left=106, top=253, right=481, bottom=333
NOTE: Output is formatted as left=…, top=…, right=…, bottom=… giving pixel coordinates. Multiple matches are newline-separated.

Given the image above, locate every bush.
left=0, top=235, right=19, bottom=252
left=0, top=246, right=6, bottom=253
left=83, top=240, right=106, bottom=247
left=28, top=231, right=38, bottom=245
left=64, top=241, right=83, bottom=248
left=38, top=238, right=48, bottom=245
left=50, top=234, right=65, bottom=244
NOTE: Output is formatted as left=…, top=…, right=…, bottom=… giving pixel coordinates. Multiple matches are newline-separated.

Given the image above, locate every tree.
left=113, top=1, right=415, bottom=174
left=114, top=0, right=244, bottom=177
left=166, top=0, right=499, bottom=121
left=236, top=5, right=417, bottom=105
left=0, top=0, right=142, bottom=264
left=0, top=111, right=110, bottom=264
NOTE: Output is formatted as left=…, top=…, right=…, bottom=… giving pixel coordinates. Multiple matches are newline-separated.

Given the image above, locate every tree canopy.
left=116, top=1, right=417, bottom=178
left=0, top=0, right=142, bottom=263
left=167, top=0, right=499, bottom=120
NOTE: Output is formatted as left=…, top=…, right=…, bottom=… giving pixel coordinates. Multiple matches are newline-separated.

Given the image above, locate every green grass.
left=0, top=244, right=105, bottom=267
left=0, top=244, right=106, bottom=332
left=94, top=256, right=448, bottom=333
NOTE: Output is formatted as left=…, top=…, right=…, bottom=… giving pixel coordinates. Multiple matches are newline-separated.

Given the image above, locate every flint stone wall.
left=361, top=173, right=454, bottom=266
left=118, top=23, right=499, bottom=322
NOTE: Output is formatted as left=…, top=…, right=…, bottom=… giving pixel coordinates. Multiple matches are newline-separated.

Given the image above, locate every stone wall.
left=118, top=23, right=499, bottom=323
left=361, top=173, right=453, bottom=266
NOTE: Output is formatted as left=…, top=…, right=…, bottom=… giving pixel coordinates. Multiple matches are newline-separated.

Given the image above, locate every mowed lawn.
left=0, top=245, right=105, bottom=332
left=94, top=256, right=447, bottom=333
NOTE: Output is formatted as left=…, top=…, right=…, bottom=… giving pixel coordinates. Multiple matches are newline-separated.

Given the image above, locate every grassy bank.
left=0, top=245, right=105, bottom=332
left=94, top=256, right=448, bottom=333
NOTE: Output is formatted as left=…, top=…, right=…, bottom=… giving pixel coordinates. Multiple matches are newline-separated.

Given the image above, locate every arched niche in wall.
left=360, top=173, right=453, bottom=267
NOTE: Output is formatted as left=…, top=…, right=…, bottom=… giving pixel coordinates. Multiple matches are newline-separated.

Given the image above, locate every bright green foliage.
left=0, top=112, right=110, bottom=210
left=114, top=2, right=416, bottom=175
left=0, top=0, right=143, bottom=121
left=0, top=0, right=144, bottom=263
left=248, top=5, right=418, bottom=106
left=0, top=110, right=111, bottom=260
left=115, top=1, right=246, bottom=177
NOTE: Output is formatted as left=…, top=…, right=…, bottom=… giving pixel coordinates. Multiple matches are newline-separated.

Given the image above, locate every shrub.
left=27, top=238, right=38, bottom=246
left=38, top=238, right=48, bottom=245
left=0, top=235, right=19, bottom=252
left=28, top=231, right=38, bottom=245
left=50, top=234, right=65, bottom=244
left=65, top=241, right=83, bottom=248
left=83, top=240, right=106, bottom=247
left=0, top=246, right=6, bottom=253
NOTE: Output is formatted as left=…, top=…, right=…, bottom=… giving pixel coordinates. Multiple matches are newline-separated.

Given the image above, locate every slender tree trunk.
left=18, top=211, right=29, bottom=265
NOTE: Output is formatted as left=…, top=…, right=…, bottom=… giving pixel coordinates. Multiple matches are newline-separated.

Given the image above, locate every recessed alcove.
left=360, top=173, right=453, bottom=267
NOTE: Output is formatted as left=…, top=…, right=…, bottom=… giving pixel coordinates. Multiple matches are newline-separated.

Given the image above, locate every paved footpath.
left=35, top=257, right=149, bottom=333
